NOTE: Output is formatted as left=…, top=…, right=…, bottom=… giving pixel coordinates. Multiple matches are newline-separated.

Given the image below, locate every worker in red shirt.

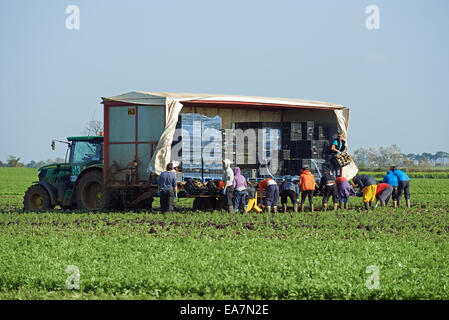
left=375, top=182, right=394, bottom=207
left=258, top=177, right=279, bottom=213
left=299, top=167, right=316, bottom=212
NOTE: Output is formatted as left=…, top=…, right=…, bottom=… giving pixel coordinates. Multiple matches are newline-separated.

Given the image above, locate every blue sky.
left=1, top=0, right=448, bottom=163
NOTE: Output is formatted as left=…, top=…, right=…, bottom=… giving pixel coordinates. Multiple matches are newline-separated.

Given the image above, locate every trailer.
left=100, top=91, right=358, bottom=210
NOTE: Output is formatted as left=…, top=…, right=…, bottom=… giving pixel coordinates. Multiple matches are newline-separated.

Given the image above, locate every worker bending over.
left=382, top=169, right=399, bottom=208
left=245, top=183, right=262, bottom=213
left=336, top=176, right=356, bottom=209
left=390, top=166, right=411, bottom=208
left=352, top=174, right=377, bottom=211
left=375, top=183, right=393, bottom=207
left=319, top=168, right=339, bottom=211
left=299, top=167, right=316, bottom=212
left=280, top=177, right=300, bottom=213
left=258, top=177, right=279, bottom=213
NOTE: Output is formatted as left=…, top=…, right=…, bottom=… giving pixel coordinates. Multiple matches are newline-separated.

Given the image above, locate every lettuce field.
left=0, top=167, right=449, bottom=299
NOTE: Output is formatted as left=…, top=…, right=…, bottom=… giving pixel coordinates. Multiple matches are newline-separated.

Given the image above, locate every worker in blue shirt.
left=157, top=162, right=178, bottom=213
left=280, top=178, right=300, bottom=213
left=383, top=170, right=399, bottom=208
left=390, top=166, right=411, bottom=208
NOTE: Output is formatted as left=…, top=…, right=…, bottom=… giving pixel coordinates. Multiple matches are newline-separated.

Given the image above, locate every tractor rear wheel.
left=23, top=184, right=54, bottom=211
left=75, top=171, right=113, bottom=210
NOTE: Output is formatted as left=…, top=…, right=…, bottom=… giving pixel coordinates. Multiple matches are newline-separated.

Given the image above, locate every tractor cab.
left=67, top=136, right=104, bottom=182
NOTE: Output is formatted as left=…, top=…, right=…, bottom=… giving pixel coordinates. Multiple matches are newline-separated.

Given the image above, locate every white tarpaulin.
left=102, top=91, right=358, bottom=180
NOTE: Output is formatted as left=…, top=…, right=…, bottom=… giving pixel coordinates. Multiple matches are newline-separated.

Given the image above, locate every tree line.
left=0, top=156, right=65, bottom=168
left=352, top=145, right=449, bottom=168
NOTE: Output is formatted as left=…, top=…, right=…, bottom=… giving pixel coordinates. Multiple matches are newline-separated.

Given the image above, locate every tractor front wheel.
left=23, top=184, right=54, bottom=211
left=75, top=171, right=113, bottom=211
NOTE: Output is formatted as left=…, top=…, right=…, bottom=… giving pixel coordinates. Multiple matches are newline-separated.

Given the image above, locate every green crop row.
left=1, top=168, right=449, bottom=299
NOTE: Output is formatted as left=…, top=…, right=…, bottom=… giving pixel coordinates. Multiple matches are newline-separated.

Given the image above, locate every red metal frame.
left=103, top=102, right=159, bottom=185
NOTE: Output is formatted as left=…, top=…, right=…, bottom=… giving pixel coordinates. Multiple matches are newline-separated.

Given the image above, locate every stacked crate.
left=281, top=121, right=332, bottom=179
left=201, top=115, right=222, bottom=181
left=180, top=113, right=203, bottom=180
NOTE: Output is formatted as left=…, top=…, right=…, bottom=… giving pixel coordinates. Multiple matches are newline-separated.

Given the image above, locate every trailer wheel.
left=23, top=184, right=54, bottom=211
left=75, top=170, right=113, bottom=210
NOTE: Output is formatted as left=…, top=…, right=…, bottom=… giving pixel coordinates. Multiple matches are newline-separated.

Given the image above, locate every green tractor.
left=23, top=136, right=113, bottom=211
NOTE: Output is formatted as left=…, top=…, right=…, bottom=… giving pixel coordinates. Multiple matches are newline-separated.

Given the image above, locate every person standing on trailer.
left=352, top=174, right=377, bottom=211
left=280, top=177, right=300, bottom=213
left=382, top=170, right=399, bottom=208
left=258, top=177, right=279, bottom=213
left=232, top=167, right=247, bottom=213
left=390, top=166, right=411, bottom=208
left=336, top=176, right=356, bottom=209
left=319, top=168, right=339, bottom=211
left=157, top=162, right=178, bottom=213
left=298, top=167, right=316, bottom=212
left=222, top=159, right=235, bottom=213
left=328, top=133, right=347, bottom=176
left=375, top=183, right=394, bottom=207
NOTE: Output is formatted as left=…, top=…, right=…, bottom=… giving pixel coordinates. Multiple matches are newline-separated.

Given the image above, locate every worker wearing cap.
left=319, top=168, right=338, bottom=211
left=352, top=174, right=377, bottom=211
left=157, top=162, right=178, bottom=213
left=382, top=170, right=399, bottom=208
left=299, top=167, right=316, bottom=212
left=222, top=159, right=235, bottom=213
left=375, top=182, right=394, bottom=207
left=390, top=166, right=411, bottom=208
left=280, top=177, right=300, bottom=213
left=258, top=177, right=279, bottom=213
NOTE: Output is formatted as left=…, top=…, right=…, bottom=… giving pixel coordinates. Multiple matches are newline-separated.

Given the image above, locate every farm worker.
left=390, top=166, right=411, bottom=208
left=280, top=177, right=300, bottom=213
left=245, top=184, right=262, bottom=213
left=222, top=159, right=235, bottom=213
left=352, top=174, right=377, bottom=211
left=383, top=170, right=399, bottom=208
left=232, top=167, right=247, bottom=213
left=375, top=183, right=394, bottom=207
left=336, top=176, right=356, bottom=209
left=327, top=132, right=347, bottom=176
left=298, top=167, right=316, bottom=212
left=319, top=168, right=339, bottom=211
left=157, top=162, right=178, bottom=213
left=258, top=177, right=279, bottom=213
